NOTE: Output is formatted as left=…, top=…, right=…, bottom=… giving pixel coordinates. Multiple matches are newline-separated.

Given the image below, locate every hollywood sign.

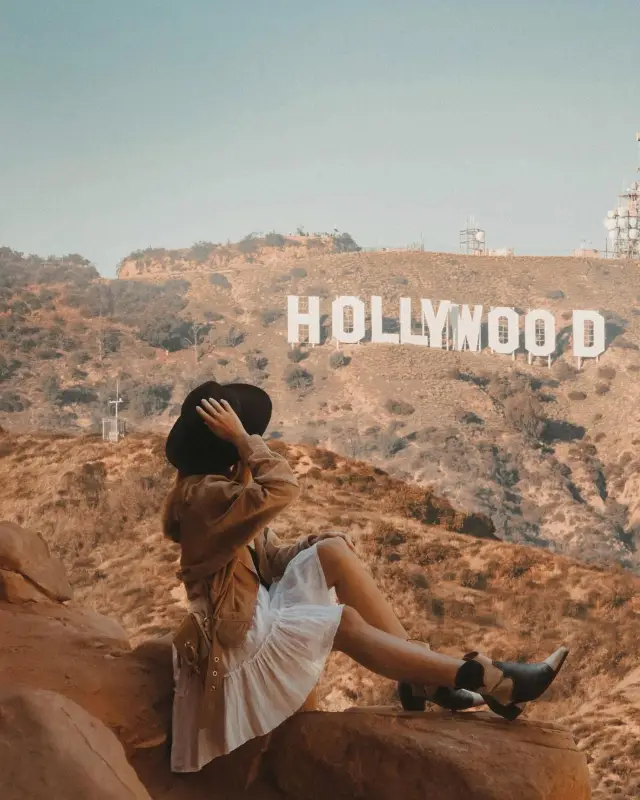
left=286, top=296, right=607, bottom=359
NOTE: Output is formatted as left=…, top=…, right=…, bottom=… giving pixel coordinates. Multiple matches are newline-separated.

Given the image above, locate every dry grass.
left=0, top=427, right=639, bottom=797
left=4, top=249, right=640, bottom=574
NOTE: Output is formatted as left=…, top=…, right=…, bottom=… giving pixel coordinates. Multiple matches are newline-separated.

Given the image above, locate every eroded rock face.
left=0, top=520, right=72, bottom=602
left=0, top=601, right=169, bottom=755
left=0, top=687, right=152, bottom=800
left=131, top=705, right=592, bottom=800
left=0, top=568, right=53, bottom=603
left=264, top=709, right=591, bottom=800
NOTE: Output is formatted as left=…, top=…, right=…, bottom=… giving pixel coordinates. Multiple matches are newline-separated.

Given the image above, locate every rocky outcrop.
left=0, top=520, right=73, bottom=602
left=0, top=600, right=170, bottom=755
left=0, top=687, right=152, bottom=800
left=263, top=709, right=590, bottom=800
left=0, top=522, right=590, bottom=800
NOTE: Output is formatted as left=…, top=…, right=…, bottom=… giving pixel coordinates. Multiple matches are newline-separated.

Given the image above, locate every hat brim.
left=165, top=381, right=272, bottom=475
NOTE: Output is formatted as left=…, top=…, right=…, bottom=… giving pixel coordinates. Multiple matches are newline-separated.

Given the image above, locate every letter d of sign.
left=572, top=311, right=605, bottom=358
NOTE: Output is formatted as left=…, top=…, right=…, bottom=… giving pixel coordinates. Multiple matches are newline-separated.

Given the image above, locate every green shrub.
left=264, top=232, right=287, bottom=247
left=237, top=234, right=260, bottom=254
left=0, top=391, right=30, bottom=412
left=215, top=326, right=245, bottom=347
left=137, top=316, right=196, bottom=351
left=41, top=375, right=61, bottom=401
left=57, top=386, right=99, bottom=406
left=597, top=366, right=616, bottom=380
left=285, top=366, right=313, bottom=390
left=246, top=352, right=268, bottom=372
left=385, top=398, right=415, bottom=416
left=210, top=273, right=231, bottom=289
left=0, top=356, right=21, bottom=383
left=261, top=308, right=284, bottom=326
left=332, top=232, right=361, bottom=253
left=102, top=329, right=121, bottom=354
left=130, top=383, right=173, bottom=417
left=329, top=351, right=351, bottom=368
left=287, top=347, right=307, bottom=363
left=504, top=391, right=546, bottom=439
left=189, top=241, right=217, bottom=263
left=37, top=348, right=61, bottom=360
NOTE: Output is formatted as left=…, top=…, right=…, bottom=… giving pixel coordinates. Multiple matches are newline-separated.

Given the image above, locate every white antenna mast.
left=108, top=378, right=123, bottom=443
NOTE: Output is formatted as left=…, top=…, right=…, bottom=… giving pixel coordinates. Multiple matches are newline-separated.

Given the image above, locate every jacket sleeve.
left=261, top=527, right=319, bottom=581
left=182, top=435, right=301, bottom=579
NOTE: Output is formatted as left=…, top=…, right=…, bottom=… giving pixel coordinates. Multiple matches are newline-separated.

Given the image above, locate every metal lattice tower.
left=603, top=133, right=640, bottom=260
left=460, top=215, right=486, bottom=255
left=102, top=379, right=127, bottom=443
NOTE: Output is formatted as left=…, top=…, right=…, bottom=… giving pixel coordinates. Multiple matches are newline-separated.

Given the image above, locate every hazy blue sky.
left=1, top=1, right=639, bottom=276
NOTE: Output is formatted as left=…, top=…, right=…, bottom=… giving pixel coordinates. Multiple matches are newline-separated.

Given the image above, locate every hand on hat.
left=196, top=398, right=249, bottom=446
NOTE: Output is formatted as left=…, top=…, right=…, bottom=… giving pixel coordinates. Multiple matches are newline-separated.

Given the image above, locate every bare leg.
left=316, top=537, right=409, bottom=639
left=315, top=538, right=569, bottom=716
left=317, top=538, right=462, bottom=687
left=333, top=605, right=463, bottom=687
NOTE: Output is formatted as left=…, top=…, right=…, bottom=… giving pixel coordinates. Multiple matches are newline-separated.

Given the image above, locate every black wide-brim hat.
left=165, top=381, right=272, bottom=476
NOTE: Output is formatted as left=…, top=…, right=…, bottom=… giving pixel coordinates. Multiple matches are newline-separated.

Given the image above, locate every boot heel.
left=398, top=682, right=485, bottom=712
left=484, top=697, right=527, bottom=721
left=397, top=682, right=427, bottom=711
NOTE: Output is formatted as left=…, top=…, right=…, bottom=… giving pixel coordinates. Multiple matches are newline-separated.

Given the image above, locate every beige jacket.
left=166, top=434, right=317, bottom=733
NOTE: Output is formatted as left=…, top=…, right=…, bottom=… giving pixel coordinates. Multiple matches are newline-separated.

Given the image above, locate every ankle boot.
left=397, top=638, right=485, bottom=713
left=398, top=681, right=485, bottom=712
left=454, top=646, right=569, bottom=721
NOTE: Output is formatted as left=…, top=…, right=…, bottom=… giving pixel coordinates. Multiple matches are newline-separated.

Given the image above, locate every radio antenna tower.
left=603, top=132, right=640, bottom=260
left=102, top=378, right=126, bottom=443
left=460, top=215, right=486, bottom=255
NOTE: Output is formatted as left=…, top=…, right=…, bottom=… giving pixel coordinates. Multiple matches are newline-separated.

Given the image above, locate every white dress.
left=171, top=543, right=343, bottom=772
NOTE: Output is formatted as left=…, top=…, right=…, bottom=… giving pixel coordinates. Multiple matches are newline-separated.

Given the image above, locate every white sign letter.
left=287, top=296, right=320, bottom=344
left=420, top=299, right=451, bottom=349
left=400, top=298, right=429, bottom=346
left=488, top=307, right=519, bottom=354
left=525, top=309, right=556, bottom=357
left=332, top=296, right=365, bottom=344
left=371, top=296, right=400, bottom=344
left=455, top=304, right=483, bottom=351
left=573, top=311, right=605, bottom=358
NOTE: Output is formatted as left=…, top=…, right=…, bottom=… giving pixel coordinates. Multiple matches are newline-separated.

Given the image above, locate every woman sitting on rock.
left=162, top=381, right=568, bottom=773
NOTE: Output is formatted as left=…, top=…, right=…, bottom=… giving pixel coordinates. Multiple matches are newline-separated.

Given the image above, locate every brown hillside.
left=2, top=244, right=640, bottom=570
left=0, top=428, right=638, bottom=797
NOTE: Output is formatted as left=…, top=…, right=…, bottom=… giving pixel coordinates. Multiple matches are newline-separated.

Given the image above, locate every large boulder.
left=262, top=708, right=591, bottom=800
left=131, top=706, right=590, bottom=800
left=0, top=687, right=151, bottom=800
left=0, top=520, right=72, bottom=602
left=0, top=600, right=169, bottom=754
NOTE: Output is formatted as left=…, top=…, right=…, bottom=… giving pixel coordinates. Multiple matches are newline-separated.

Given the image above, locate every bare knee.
left=316, top=536, right=353, bottom=585
left=316, top=536, right=352, bottom=565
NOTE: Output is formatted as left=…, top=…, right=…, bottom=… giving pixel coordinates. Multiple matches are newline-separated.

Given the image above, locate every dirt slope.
left=0, top=427, right=638, bottom=797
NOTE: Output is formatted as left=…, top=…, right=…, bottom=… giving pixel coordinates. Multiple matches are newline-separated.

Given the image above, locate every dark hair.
left=161, top=473, right=184, bottom=543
